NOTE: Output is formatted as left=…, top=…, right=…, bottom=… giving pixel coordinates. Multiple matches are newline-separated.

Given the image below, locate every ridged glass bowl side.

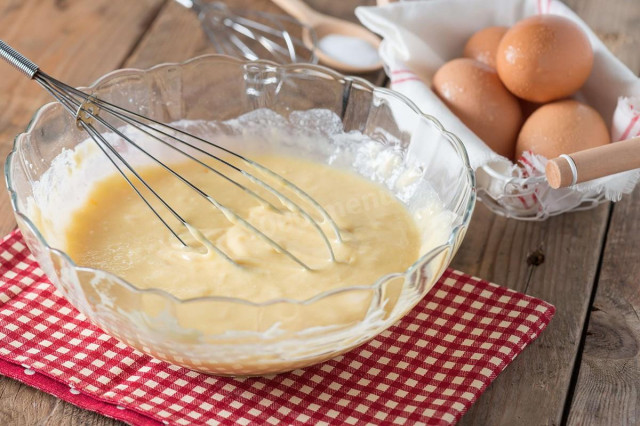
left=6, top=55, right=475, bottom=375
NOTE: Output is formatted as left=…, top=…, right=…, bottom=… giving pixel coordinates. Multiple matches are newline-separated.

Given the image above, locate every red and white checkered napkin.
left=0, top=230, right=555, bottom=425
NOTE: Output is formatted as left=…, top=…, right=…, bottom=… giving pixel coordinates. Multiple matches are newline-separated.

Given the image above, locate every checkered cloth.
left=0, top=230, right=554, bottom=425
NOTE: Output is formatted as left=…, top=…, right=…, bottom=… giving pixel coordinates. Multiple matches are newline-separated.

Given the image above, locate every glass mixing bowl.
left=5, top=55, right=475, bottom=375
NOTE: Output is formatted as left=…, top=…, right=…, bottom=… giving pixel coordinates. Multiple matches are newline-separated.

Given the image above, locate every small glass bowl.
left=5, top=55, right=475, bottom=375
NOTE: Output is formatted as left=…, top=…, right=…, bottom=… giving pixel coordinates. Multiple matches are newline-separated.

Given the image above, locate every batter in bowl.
left=64, top=154, right=421, bottom=312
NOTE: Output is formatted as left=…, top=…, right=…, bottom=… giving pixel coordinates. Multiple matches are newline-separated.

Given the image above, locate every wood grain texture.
left=0, top=0, right=165, bottom=235
left=454, top=203, right=610, bottom=426
left=568, top=136, right=640, bottom=420
left=456, top=0, right=640, bottom=424
left=0, top=0, right=164, bottom=425
left=565, top=1, right=640, bottom=422
left=0, top=377, right=60, bottom=425
left=0, top=0, right=635, bottom=425
left=0, top=1, right=384, bottom=425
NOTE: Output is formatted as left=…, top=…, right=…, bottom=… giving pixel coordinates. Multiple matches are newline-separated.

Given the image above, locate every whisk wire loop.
left=97, top=107, right=283, bottom=213
left=36, top=76, right=237, bottom=261
left=227, top=14, right=298, bottom=63
left=44, top=73, right=324, bottom=270
left=81, top=125, right=190, bottom=246
left=50, top=76, right=343, bottom=247
left=0, top=38, right=340, bottom=270
left=89, top=112, right=315, bottom=271
left=182, top=1, right=316, bottom=65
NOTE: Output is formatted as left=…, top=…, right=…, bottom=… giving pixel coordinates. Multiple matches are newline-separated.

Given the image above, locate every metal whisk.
left=0, top=41, right=341, bottom=270
left=175, top=0, right=317, bottom=64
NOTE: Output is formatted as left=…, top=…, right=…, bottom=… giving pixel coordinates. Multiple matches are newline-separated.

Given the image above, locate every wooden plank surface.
left=567, top=189, right=640, bottom=425
left=0, top=0, right=637, bottom=425
left=0, top=0, right=165, bottom=425
left=563, top=2, right=640, bottom=423
left=0, top=1, right=380, bottom=425
left=454, top=204, right=610, bottom=425
left=0, top=0, right=165, bottom=234
left=455, top=0, right=640, bottom=424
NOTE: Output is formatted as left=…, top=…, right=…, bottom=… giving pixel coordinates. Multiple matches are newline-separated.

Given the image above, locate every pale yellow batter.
left=64, top=155, right=421, bottom=304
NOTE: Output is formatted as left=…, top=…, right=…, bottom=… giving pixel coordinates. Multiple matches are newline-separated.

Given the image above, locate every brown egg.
left=463, top=26, right=509, bottom=68
left=519, top=98, right=542, bottom=121
left=432, top=58, right=522, bottom=159
left=496, top=15, right=593, bottom=103
left=516, top=99, right=610, bottom=159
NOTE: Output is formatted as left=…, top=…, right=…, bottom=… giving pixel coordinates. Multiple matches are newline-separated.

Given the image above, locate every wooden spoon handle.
left=270, top=0, right=320, bottom=24
left=545, top=136, right=640, bottom=188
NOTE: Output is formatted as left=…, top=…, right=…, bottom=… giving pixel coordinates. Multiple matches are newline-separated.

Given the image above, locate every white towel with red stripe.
left=356, top=0, right=640, bottom=202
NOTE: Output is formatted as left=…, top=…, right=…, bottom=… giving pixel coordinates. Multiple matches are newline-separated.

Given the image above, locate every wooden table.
left=0, top=0, right=637, bottom=424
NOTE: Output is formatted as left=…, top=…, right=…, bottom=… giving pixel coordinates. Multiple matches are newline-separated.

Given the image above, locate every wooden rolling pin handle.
left=546, top=136, right=640, bottom=189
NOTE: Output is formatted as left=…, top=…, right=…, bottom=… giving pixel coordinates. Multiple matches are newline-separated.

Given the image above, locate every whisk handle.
left=0, top=40, right=39, bottom=78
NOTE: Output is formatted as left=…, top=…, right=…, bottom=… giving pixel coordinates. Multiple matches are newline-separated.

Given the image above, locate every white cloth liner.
left=356, top=0, right=640, bottom=217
